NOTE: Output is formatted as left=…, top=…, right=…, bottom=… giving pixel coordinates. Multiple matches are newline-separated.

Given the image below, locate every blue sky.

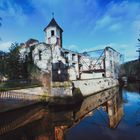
left=0, top=0, right=140, bottom=61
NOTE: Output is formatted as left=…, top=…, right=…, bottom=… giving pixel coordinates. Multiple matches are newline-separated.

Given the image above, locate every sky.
left=0, top=0, right=140, bottom=62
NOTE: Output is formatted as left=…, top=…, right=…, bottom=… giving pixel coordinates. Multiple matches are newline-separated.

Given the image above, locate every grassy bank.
left=0, top=80, right=42, bottom=91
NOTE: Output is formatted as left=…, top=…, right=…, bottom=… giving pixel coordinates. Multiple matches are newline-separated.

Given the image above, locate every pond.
left=0, top=83, right=140, bottom=140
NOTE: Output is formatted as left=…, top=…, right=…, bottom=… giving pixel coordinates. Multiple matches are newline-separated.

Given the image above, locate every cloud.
left=95, top=15, right=112, bottom=30
left=109, top=23, right=122, bottom=32
left=0, top=0, right=28, bottom=26
left=107, top=1, right=140, bottom=18
left=81, top=44, right=105, bottom=53
left=30, top=0, right=99, bottom=27
left=30, top=0, right=66, bottom=19
left=85, top=1, right=140, bottom=62
left=94, top=1, right=140, bottom=33
left=104, top=43, right=137, bottom=61
left=81, top=42, right=137, bottom=62
left=133, top=20, right=140, bottom=31
left=110, top=43, right=138, bottom=61
left=81, top=43, right=126, bottom=53
left=64, top=44, right=79, bottom=52
left=0, top=41, right=12, bottom=51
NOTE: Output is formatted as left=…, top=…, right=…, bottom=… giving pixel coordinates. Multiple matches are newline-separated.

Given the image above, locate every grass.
left=0, top=80, right=42, bottom=91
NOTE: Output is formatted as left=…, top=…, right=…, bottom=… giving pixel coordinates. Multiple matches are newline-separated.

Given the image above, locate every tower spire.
left=44, top=16, right=63, bottom=47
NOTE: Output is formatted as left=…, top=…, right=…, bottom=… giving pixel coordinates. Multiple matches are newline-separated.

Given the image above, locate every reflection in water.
left=124, top=83, right=140, bottom=94
left=1, top=84, right=140, bottom=140
left=107, top=90, right=123, bottom=128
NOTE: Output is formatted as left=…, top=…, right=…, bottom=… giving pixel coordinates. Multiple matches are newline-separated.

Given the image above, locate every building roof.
left=25, top=38, right=39, bottom=48
left=26, top=38, right=39, bottom=44
left=44, top=18, right=63, bottom=32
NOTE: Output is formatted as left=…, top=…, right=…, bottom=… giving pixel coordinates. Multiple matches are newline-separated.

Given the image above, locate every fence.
left=0, top=91, right=41, bottom=101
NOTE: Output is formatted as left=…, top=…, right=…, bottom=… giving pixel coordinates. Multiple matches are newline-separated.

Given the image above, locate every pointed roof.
left=44, top=18, right=63, bottom=32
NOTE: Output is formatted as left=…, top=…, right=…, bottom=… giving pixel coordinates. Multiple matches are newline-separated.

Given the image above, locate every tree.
left=2, top=42, right=41, bottom=82
left=0, top=51, right=7, bottom=76
left=6, top=42, right=35, bottom=80
left=6, top=43, right=22, bottom=80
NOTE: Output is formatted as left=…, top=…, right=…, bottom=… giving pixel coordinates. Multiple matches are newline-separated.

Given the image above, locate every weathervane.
left=52, top=12, right=54, bottom=18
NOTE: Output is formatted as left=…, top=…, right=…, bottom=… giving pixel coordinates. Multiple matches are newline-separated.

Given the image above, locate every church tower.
left=44, top=18, right=63, bottom=48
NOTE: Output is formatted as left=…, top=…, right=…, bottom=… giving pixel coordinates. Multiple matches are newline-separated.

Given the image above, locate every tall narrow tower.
left=44, top=18, right=63, bottom=48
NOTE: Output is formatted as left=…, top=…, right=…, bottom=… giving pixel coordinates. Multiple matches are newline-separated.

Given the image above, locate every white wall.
left=105, top=48, right=121, bottom=79
left=33, top=43, right=52, bottom=72
left=81, top=72, right=103, bottom=79
left=45, top=27, right=61, bottom=45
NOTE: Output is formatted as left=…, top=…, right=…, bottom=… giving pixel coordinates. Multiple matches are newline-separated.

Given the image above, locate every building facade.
left=20, top=18, right=122, bottom=82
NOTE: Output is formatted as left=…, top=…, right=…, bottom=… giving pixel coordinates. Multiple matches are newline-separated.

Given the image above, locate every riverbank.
left=0, top=80, right=41, bottom=91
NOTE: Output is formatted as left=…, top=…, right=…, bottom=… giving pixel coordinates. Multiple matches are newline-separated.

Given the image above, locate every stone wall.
left=73, top=78, right=119, bottom=96
left=51, top=81, right=73, bottom=97
left=49, top=78, right=118, bottom=98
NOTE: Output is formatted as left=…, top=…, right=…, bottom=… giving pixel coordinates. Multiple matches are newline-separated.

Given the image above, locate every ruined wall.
left=105, top=47, right=121, bottom=79
left=33, top=43, right=52, bottom=72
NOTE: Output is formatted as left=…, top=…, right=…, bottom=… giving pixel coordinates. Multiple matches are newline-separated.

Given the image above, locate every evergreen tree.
left=6, top=43, right=22, bottom=80
left=0, top=51, right=7, bottom=76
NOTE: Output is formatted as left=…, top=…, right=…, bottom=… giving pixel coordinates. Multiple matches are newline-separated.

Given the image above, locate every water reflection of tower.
left=106, top=88, right=123, bottom=128
left=138, top=84, right=140, bottom=94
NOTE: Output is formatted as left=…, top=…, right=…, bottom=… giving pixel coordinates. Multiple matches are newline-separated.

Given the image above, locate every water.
left=0, top=83, right=140, bottom=140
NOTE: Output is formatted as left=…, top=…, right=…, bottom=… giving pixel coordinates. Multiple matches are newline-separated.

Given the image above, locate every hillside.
left=120, top=59, right=140, bottom=82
